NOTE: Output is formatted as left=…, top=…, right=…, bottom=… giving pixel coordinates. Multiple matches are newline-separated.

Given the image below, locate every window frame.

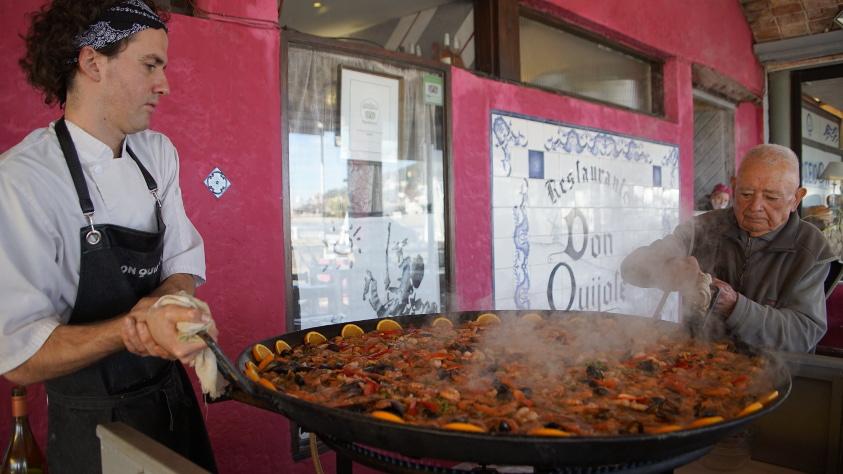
left=516, top=7, right=665, bottom=116
left=473, top=0, right=665, bottom=117
left=789, top=62, right=843, bottom=216
left=280, top=28, right=456, bottom=459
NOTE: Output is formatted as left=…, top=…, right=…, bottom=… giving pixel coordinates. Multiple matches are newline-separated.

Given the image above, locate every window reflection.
left=287, top=46, right=448, bottom=329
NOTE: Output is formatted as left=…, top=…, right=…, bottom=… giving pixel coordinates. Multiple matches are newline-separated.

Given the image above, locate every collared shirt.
left=0, top=120, right=205, bottom=374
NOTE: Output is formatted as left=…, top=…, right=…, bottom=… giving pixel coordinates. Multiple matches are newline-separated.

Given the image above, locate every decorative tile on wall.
left=490, top=112, right=680, bottom=318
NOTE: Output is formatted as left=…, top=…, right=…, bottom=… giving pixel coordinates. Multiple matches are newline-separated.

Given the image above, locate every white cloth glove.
left=682, top=272, right=713, bottom=318
left=151, top=291, right=228, bottom=399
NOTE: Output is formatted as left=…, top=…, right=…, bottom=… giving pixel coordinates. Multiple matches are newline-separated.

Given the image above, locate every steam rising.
left=461, top=311, right=784, bottom=395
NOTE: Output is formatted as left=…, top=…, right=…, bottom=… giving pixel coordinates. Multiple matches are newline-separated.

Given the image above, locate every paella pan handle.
left=196, top=330, right=253, bottom=394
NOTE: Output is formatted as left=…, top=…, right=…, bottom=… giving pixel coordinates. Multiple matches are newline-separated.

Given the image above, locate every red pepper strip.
left=731, top=375, right=749, bottom=385
left=664, top=379, right=692, bottom=396
left=419, top=400, right=439, bottom=414
left=369, top=348, right=391, bottom=359
left=596, top=378, right=618, bottom=389
left=380, top=329, right=402, bottom=336
left=617, top=393, right=649, bottom=403
left=513, top=389, right=534, bottom=407
left=363, top=380, right=379, bottom=396
left=429, top=352, right=450, bottom=360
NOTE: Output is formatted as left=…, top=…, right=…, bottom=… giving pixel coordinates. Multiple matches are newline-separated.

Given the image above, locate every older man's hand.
left=711, top=278, right=738, bottom=317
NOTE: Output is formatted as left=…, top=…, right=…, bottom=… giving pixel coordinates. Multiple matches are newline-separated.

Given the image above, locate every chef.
left=0, top=1, right=217, bottom=472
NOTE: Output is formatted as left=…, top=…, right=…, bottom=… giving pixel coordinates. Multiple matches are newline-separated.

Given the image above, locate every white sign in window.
left=340, top=67, right=401, bottom=163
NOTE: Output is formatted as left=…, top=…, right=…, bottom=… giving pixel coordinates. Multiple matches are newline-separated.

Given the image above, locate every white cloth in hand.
left=682, top=272, right=713, bottom=318
left=151, top=291, right=228, bottom=399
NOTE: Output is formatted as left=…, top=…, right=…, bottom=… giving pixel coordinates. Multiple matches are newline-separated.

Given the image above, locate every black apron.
left=44, top=118, right=217, bottom=474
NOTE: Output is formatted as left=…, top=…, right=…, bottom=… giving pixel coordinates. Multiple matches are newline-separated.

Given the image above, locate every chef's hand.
left=658, top=256, right=702, bottom=292
left=122, top=315, right=172, bottom=359
left=711, top=278, right=738, bottom=317
left=122, top=296, right=171, bottom=359
left=133, top=304, right=211, bottom=364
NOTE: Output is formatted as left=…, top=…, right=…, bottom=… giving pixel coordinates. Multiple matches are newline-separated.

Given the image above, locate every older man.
left=621, top=144, right=835, bottom=352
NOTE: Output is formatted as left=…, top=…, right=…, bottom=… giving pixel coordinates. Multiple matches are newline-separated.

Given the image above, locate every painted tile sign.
left=491, top=112, right=680, bottom=317
left=802, top=108, right=840, bottom=148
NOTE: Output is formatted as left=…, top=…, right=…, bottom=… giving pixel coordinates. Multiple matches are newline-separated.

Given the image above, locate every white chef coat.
left=0, top=120, right=205, bottom=374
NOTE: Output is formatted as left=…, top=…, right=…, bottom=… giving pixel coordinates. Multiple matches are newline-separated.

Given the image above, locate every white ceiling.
left=280, top=0, right=456, bottom=37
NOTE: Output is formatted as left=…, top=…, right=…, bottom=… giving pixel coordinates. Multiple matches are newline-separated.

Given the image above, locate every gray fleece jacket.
left=621, top=209, right=836, bottom=352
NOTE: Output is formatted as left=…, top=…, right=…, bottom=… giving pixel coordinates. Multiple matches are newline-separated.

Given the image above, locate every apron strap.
left=126, top=145, right=161, bottom=206
left=55, top=117, right=163, bottom=215
left=55, top=118, right=95, bottom=215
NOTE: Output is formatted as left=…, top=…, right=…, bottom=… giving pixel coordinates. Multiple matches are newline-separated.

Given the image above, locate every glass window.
left=519, top=15, right=660, bottom=114
left=286, top=45, right=449, bottom=331
left=799, top=101, right=842, bottom=252
left=692, top=97, right=735, bottom=213
left=281, top=0, right=476, bottom=68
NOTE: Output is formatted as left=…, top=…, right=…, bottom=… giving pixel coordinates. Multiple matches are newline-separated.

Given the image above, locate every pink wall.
left=524, top=0, right=763, bottom=95
left=451, top=62, right=692, bottom=308
left=0, top=1, right=338, bottom=473
left=452, top=0, right=764, bottom=308
left=1, top=0, right=764, bottom=472
left=735, top=102, right=764, bottom=171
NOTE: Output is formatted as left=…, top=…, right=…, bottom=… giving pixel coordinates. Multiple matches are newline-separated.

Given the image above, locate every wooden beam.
left=474, top=0, right=520, bottom=81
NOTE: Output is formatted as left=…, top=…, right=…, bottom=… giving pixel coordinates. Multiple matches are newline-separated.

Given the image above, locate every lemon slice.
left=644, top=424, right=682, bottom=434
left=738, top=402, right=763, bottom=417
left=252, top=343, right=273, bottom=362
left=762, top=390, right=779, bottom=404
left=688, top=416, right=724, bottom=428
left=371, top=411, right=405, bottom=424
left=442, top=422, right=485, bottom=433
left=257, top=377, right=277, bottom=391
left=275, top=339, right=292, bottom=354
left=304, top=331, right=328, bottom=345
left=244, top=361, right=260, bottom=382
left=520, top=312, right=543, bottom=323
left=376, top=319, right=402, bottom=332
left=528, top=427, right=571, bottom=437
left=475, top=313, right=501, bottom=326
left=257, top=353, right=274, bottom=371
left=431, top=317, right=453, bottom=328
left=341, top=323, right=365, bottom=339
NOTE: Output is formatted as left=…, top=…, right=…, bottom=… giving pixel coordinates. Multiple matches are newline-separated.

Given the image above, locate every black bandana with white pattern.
left=72, top=0, right=166, bottom=62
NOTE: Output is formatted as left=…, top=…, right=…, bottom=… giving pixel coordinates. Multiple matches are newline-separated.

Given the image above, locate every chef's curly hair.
left=19, top=0, right=167, bottom=107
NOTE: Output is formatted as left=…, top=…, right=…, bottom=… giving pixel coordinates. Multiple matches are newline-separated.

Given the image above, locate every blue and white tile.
left=492, top=177, right=527, bottom=207
left=492, top=207, right=516, bottom=237
left=493, top=268, right=517, bottom=296
left=494, top=297, right=518, bottom=311
left=493, top=237, right=519, bottom=270
left=509, top=148, right=530, bottom=178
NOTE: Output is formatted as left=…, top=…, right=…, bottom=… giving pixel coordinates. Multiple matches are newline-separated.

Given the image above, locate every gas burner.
left=321, top=435, right=711, bottom=474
